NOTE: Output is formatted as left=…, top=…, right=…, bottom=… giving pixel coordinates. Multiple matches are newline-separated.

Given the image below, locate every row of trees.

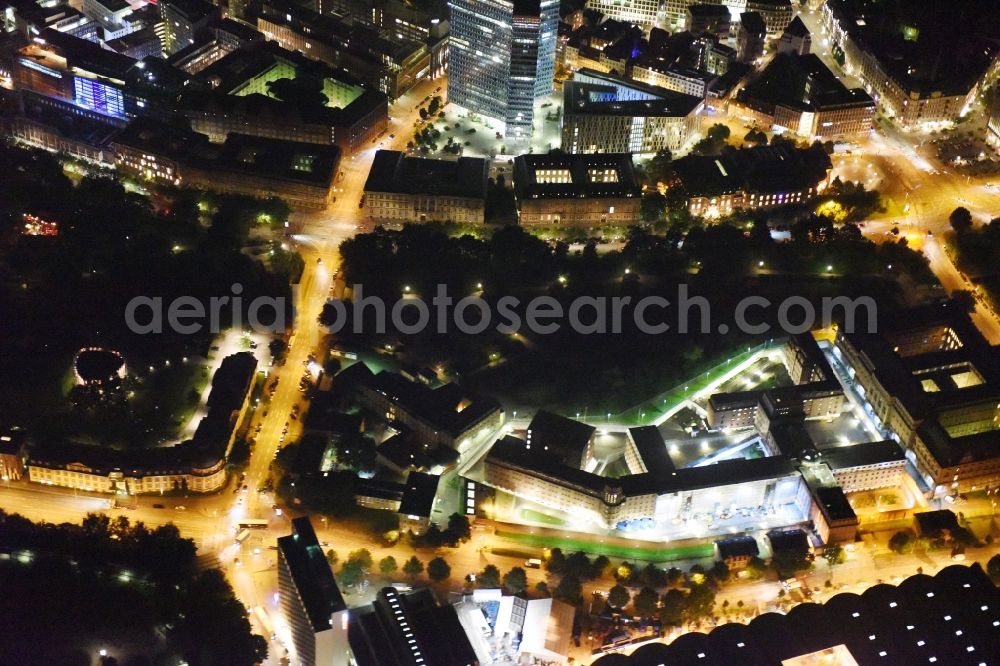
left=329, top=548, right=454, bottom=585
left=474, top=564, right=528, bottom=594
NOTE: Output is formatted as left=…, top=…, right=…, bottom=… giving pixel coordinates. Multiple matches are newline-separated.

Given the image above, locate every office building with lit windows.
left=561, top=68, right=702, bottom=154
left=585, top=0, right=658, bottom=28
left=112, top=117, right=343, bottom=209
left=159, top=0, right=219, bottom=56
left=834, top=302, right=1000, bottom=495
left=512, top=152, right=642, bottom=227
left=363, top=150, right=489, bottom=224
left=822, top=0, right=1000, bottom=129
left=729, top=52, right=874, bottom=142
left=349, top=587, right=479, bottom=666
left=277, top=517, right=351, bottom=666
left=671, top=142, right=832, bottom=217
left=447, top=0, right=557, bottom=141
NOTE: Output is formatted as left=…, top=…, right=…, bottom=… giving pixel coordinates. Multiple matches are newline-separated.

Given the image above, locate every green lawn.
left=520, top=509, right=568, bottom=527
left=495, top=530, right=714, bottom=563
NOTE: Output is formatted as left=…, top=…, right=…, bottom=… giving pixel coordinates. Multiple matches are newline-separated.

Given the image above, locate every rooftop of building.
left=913, top=509, right=960, bottom=537
left=715, top=535, right=760, bottom=559
left=487, top=434, right=801, bottom=500
left=363, top=150, right=488, bottom=200
left=376, top=433, right=436, bottom=471
left=812, top=484, right=858, bottom=524
left=88, top=0, right=130, bottom=14
left=739, top=11, right=766, bottom=35
left=513, top=152, right=641, bottom=201
left=526, top=410, right=595, bottom=467
left=826, top=0, right=999, bottom=98
left=179, top=77, right=385, bottom=130
left=627, top=426, right=676, bottom=475
left=687, top=4, right=731, bottom=18
left=277, top=517, right=347, bottom=632
left=766, top=527, right=809, bottom=554
left=354, top=477, right=406, bottom=502
left=563, top=74, right=702, bottom=119
left=840, top=301, right=1000, bottom=423
left=0, top=431, right=26, bottom=456
left=113, top=118, right=342, bottom=185
left=361, top=370, right=501, bottom=441
left=350, top=587, right=479, bottom=666
left=217, top=17, right=263, bottom=43
left=671, top=142, right=832, bottom=198
left=594, top=564, right=1000, bottom=665
left=397, top=470, right=439, bottom=517
left=160, top=0, right=217, bottom=22
left=782, top=15, right=809, bottom=38
left=708, top=388, right=764, bottom=410
left=819, top=440, right=906, bottom=470
left=27, top=28, right=136, bottom=81
left=206, top=351, right=258, bottom=412
left=738, top=52, right=873, bottom=113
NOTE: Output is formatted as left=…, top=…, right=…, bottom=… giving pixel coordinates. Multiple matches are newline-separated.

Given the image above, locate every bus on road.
left=237, top=519, right=269, bottom=530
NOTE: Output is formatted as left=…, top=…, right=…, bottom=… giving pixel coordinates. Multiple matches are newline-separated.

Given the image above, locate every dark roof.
left=526, top=410, right=595, bottom=467
left=738, top=52, right=873, bottom=112
left=708, top=389, right=763, bottom=411
left=363, top=371, right=501, bottom=441
left=812, top=485, right=857, bottom=524
left=766, top=528, right=809, bottom=554
left=376, top=433, right=459, bottom=471
left=487, top=435, right=800, bottom=500
left=821, top=440, right=906, bottom=470
left=782, top=15, right=809, bottom=38
left=182, top=42, right=387, bottom=128
left=34, top=28, right=136, bottom=79
left=217, top=17, right=263, bottom=44
left=839, top=302, right=1000, bottom=468
left=687, top=4, right=731, bottom=18
left=514, top=153, right=641, bottom=201
left=594, top=564, right=1000, bottom=666
left=354, top=477, right=405, bottom=502
left=739, top=11, right=766, bottom=35
left=363, top=150, right=488, bottom=200
left=672, top=143, right=832, bottom=198
left=826, top=0, right=1000, bottom=98
left=113, top=118, right=341, bottom=185
left=160, top=0, right=217, bottom=22
left=350, top=587, right=479, bottom=666
left=715, top=535, right=759, bottom=559
left=0, top=431, right=26, bottom=456
left=397, top=471, right=439, bottom=517
left=332, top=361, right=376, bottom=393
left=627, top=426, right=675, bottom=475
left=206, top=351, right=258, bottom=412
left=768, top=421, right=817, bottom=459
left=277, top=517, right=347, bottom=632
left=914, top=509, right=960, bottom=537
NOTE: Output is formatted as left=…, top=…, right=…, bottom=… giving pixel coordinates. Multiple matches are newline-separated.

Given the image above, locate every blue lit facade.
left=447, top=0, right=557, bottom=142
left=74, top=77, right=126, bottom=118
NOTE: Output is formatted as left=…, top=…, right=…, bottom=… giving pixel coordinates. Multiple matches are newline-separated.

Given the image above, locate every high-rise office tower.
left=277, top=517, right=350, bottom=666
left=448, top=0, right=557, bottom=142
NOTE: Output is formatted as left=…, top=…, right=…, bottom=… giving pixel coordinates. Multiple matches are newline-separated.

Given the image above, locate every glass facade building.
left=448, top=0, right=557, bottom=141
